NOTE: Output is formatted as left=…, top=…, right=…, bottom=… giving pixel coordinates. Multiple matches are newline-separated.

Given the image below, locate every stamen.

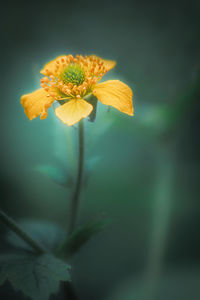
left=41, top=54, right=107, bottom=100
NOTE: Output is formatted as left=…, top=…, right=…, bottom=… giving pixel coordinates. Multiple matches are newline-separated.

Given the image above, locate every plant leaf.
left=56, top=215, right=110, bottom=259
left=34, top=164, right=73, bottom=187
left=0, top=252, right=70, bottom=300
left=7, top=220, right=66, bottom=253
left=83, top=156, right=101, bottom=187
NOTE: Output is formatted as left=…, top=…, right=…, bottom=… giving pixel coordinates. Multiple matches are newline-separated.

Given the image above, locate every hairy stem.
left=68, top=120, right=85, bottom=235
left=0, top=209, right=45, bottom=254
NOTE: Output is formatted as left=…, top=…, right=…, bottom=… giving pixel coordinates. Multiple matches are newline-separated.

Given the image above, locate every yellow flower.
left=21, top=55, right=134, bottom=126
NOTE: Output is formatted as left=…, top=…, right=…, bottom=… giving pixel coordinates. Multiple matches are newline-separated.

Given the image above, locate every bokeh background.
left=1, top=0, right=200, bottom=299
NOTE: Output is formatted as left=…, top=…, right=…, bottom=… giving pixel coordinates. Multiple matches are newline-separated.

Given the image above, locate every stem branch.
left=0, top=210, right=45, bottom=254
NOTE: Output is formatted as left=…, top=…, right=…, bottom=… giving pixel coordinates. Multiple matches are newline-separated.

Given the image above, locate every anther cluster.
left=40, top=55, right=108, bottom=100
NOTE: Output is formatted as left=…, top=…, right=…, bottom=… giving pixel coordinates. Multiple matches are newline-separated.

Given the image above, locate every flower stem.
left=68, top=120, right=85, bottom=235
left=0, top=209, right=46, bottom=254
left=63, top=282, right=79, bottom=300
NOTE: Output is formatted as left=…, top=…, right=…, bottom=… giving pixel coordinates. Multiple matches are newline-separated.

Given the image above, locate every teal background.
left=1, top=0, right=200, bottom=299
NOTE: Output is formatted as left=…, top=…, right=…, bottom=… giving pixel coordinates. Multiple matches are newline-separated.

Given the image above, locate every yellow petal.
left=55, top=99, right=93, bottom=126
left=40, top=55, right=67, bottom=75
left=93, top=80, right=134, bottom=116
left=102, top=59, right=116, bottom=71
left=90, top=55, right=116, bottom=71
left=21, top=89, right=54, bottom=120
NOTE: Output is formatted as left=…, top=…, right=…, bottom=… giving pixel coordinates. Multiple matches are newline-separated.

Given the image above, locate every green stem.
left=63, top=281, right=79, bottom=300
left=0, top=210, right=46, bottom=254
left=68, top=120, right=85, bottom=235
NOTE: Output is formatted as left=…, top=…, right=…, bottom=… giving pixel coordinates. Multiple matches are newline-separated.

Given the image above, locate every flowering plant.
left=0, top=54, right=133, bottom=300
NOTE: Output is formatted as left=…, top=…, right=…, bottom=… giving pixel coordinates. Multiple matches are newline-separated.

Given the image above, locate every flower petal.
left=55, top=99, right=93, bottom=126
left=102, top=59, right=116, bottom=71
left=93, top=80, right=134, bottom=116
left=91, top=55, right=116, bottom=71
left=21, top=89, right=54, bottom=120
left=40, top=55, right=67, bottom=75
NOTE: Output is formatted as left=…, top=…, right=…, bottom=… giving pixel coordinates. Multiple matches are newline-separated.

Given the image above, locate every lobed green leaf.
left=0, top=252, right=70, bottom=300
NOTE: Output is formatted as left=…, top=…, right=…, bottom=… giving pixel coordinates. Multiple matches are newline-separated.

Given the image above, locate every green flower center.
left=61, top=64, right=85, bottom=86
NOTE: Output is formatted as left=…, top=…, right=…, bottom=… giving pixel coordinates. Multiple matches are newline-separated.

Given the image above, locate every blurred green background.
left=1, top=0, right=200, bottom=299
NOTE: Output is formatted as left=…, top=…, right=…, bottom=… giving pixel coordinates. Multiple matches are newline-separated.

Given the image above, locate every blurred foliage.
left=34, top=164, right=73, bottom=188
left=105, top=267, right=200, bottom=300
left=0, top=220, right=71, bottom=300
left=0, top=253, right=70, bottom=300
left=6, top=220, right=66, bottom=252
left=56, top=214, right=110, bottom=259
